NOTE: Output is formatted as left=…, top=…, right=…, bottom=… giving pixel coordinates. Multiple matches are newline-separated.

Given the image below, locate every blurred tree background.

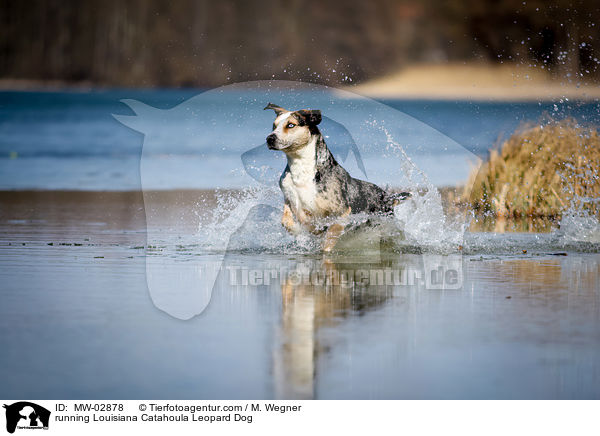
left=0, top=0, right=598, bottom=87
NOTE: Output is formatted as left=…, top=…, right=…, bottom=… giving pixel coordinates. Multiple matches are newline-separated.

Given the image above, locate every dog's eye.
left=287, top=123, right=295, bottom=129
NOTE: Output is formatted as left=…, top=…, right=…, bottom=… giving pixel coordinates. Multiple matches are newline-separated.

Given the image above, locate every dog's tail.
left=386, top=191, right=411, bottom=208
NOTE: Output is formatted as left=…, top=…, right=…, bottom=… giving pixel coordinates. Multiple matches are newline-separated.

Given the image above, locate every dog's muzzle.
left=266, top=133, right=278, bottom=149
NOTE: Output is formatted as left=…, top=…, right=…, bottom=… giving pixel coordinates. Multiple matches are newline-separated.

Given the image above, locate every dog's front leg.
left=323, top=207, right=351, bottom=252
left=282, top=203, right=301, bottom=235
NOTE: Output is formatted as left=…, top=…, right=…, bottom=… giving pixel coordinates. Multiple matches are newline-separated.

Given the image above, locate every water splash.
left=197, top=187, right=324, bottom=253
left=556, top=154, right=600, bottom=244
left=196, top=122, right=470, bottom=255
left=377, top=123, right=468, bottom=253
left=558, top=212, right=600, bottom=244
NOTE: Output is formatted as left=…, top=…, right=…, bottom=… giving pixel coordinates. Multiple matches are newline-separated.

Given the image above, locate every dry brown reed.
left=463, top=118, right=600, bottom=218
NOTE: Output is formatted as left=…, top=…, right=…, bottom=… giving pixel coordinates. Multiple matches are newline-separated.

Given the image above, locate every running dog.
left=265, top=103, right=410, bottom=251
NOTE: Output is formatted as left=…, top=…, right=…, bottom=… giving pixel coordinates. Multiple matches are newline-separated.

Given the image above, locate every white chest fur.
left=281, top=137, right=318, bottom=214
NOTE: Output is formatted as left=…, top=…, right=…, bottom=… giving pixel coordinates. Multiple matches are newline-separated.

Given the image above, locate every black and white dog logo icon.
left=3, top=402, right=50, bottom=433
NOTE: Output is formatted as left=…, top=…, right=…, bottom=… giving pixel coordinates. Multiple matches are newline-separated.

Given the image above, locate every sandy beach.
left=347, top=62, right=600, bottom=101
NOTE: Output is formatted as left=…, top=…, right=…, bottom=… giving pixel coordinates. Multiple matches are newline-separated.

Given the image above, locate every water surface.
left=1, top=191, right=598, bottom=399
left=1, top=89, right=598, bottom=190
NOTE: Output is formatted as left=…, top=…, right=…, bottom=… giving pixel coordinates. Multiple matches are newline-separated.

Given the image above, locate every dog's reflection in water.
left=223, top=204, right=404, bottom=398
left=272, top=255, right=397, bottom=399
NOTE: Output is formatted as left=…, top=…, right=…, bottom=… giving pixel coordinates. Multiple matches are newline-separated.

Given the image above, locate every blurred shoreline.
left=3, top=62, right=600, bottom=102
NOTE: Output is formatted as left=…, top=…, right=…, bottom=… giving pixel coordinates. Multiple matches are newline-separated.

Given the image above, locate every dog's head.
left=264, top=103, right=322, bottom=152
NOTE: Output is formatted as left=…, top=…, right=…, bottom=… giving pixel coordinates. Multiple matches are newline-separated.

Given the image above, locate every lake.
left=0, top=87, right=599, bottom=399
left=1, top=86, right=599, bottom=190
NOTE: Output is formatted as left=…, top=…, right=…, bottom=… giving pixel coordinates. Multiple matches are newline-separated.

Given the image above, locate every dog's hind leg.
left=322, top=207, right=351, bottom=252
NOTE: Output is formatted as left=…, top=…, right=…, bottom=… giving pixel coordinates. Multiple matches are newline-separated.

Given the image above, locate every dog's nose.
left=266, top=133, right=277, bottom=148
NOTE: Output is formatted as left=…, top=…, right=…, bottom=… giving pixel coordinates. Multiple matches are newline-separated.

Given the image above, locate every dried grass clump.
left=464, top=118, right=600, bottom=218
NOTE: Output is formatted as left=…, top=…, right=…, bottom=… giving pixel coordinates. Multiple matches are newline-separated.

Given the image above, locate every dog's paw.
left=322, top=240, right=336, bottom=253
left=281, top=214, right=294, bottom=229
left=391, top=192, right=411, bottom=206
left=281, top=205, right=297, bottom=233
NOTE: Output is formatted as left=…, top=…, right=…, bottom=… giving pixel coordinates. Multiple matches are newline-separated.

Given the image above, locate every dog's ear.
left=264, top=103, right=287, bottom=116
left=297, top=109, right=322, bottom=126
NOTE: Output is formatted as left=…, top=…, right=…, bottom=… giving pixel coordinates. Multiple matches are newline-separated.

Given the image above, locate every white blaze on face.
left=272, top=112, right=311, bottom=150
left=273, top=112, right=293, bottom=138
left=273, top=111, right=292, bottom=130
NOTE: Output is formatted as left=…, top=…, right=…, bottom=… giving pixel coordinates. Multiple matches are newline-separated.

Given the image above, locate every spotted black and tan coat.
left=265, top=103, right=410, bottom=251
